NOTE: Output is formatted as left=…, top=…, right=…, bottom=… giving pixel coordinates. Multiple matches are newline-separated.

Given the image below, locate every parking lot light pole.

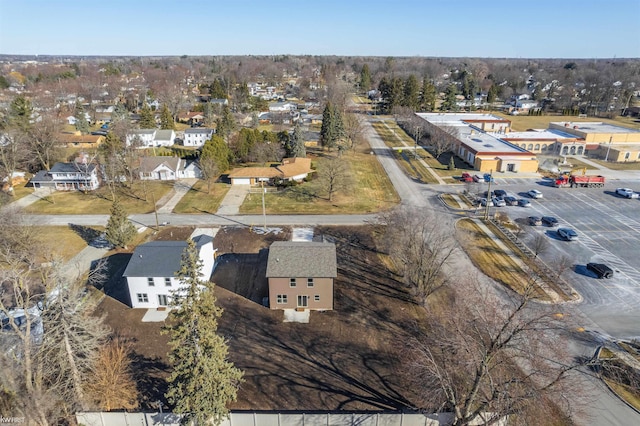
left=484, top=170, right=493, bottom=220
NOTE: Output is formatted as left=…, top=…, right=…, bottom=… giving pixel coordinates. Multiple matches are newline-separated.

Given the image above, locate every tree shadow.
left=68, top=223, right=103, bottom=243
left=130, top=352, right=170, bottom=409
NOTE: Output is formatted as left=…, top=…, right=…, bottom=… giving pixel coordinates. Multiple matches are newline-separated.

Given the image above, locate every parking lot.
left=468, top=177, right=640, bottom=338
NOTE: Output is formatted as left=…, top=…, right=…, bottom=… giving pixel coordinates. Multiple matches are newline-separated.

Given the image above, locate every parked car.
left=472, top=174, right=482, bottom=182
left=615, top=188, right=639, bottom=199
left=479, top=198, right=494, bottom=207
left=494, top=189, right=507, bottom=198
left=492, top=197, right=506, bottom=207
left=517, top=198, right=531, bottom=207
left=586, top=263, right=614, bottom=279
left=541, top=216, right=559, bottom=226
left=527, top=189, right=543, bottom=199
left=483, top=173, right=494, bottom=182
left=483, top=190, right=495, bottom=198
left=528, top=216, right=542, bottom=226
left=558, top=228, right=578, bottom=241
left=460, top=172, right=474, bottom=182
left=504, top=196, right=518, bottom=206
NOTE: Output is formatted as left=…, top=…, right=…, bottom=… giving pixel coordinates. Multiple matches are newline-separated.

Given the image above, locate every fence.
left=76, top=411, right=505, bottom=426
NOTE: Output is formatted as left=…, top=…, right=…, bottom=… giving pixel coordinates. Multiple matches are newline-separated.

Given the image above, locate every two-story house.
left=266, top=241, right=337, bottom=312
left=183, top=128, right=214, bottom=147
left=126, top=129, right=176, bottom=148
left=123, top=235, right=217, bottom=309
left=30, top=157, right=100, bottom=191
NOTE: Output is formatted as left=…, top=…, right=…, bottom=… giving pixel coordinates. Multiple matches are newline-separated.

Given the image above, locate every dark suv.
left=494, top=189, right=507, bottom=198
left=587, top=263, right=613, bottom=279
left=541, top=216, right=558, bottom=226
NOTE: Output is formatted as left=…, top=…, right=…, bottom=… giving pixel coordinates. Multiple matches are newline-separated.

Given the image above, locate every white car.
left=479, top=198, right=494, bottom=207
left=616, top=188, right=639, bottom=199
left=527, top=189, right=543, bottom=199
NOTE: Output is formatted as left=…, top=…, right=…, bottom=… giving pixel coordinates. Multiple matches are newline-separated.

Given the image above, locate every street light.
left=604, top=136, right=613, bottom=162
left=414, top=124, right=423, bottom=160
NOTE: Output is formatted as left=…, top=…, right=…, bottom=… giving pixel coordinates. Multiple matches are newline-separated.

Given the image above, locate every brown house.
left=266, top=241, right=337, bottom=311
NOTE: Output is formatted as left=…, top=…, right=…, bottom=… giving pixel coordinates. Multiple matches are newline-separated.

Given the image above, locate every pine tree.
left=441, top=84, right=458, bottom=111
left=420, top=77, right=437, bottom=112
left=287, top=122, right=306, bottom=158
left=105, top=199, right=137, bottom=249
left=487, top=84, right=498, bottom=104
left=74, top=101, right=90, bottom=134
left=320, top=102, right=344, bottom=150
left=359, top=64, right=371, bottom=93
left=403, top=75, right=420, bottom=110
left=8, top=95, right=33, bottom=131
left=215, top=105, right=235, bottom=140
left=164, top=239, right=243, bottom=426
left=201, top=135, right=231, bottom=173
left=139, top=103, right=156, bottom=128
left=160, top=104, right=175, bottom=130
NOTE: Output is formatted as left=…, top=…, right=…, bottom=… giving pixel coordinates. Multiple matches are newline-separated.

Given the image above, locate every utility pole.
left=261, top=180, right=267, bottom=233
left=604, top=136, right=613, bottom=162
left=483, top=169, right=493, bottom=220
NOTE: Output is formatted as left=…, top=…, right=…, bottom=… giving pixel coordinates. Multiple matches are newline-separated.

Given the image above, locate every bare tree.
left=403, top=278, right=582, bottom=426
left=85, top=338, right=139, bottom=411
left=343, top=112, right=365, bottom=153
left=316, top=156, right=353, bottom=202
left=532, top=234, right=550, bottom=258
left=549, top=255, right=574, bottom=279
left=27, top=113, right=62, bottom=171
left=379, top=207, right=457, bottom=302
left=199, top=156, right=220, bottom=195
left=429, top=124, right=458, bottom=159
left=0, top=131, right=28, bottom=195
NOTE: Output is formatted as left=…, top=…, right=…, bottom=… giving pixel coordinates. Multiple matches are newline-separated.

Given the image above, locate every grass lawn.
left=391, top=150, right=438, bottom=184
left=34, top=225, right=103, bottom=262
left=587, top=159, right=640, bottom=171
left=24, top=181, right=174, bottom=214
left=605, top=380, right=640, bottom=411
left=173, top=180, right=230, bottom=214
left=559, top=157, right=599, bottom=170
left=456, top=219, right=554, bottom=302
left=422, top=151, right=474, bottom=181
left=239, top=151, right=400, bottom=214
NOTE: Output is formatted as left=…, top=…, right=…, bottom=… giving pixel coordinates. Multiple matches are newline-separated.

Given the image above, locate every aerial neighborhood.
left=1, top=50, right=640, bottom=426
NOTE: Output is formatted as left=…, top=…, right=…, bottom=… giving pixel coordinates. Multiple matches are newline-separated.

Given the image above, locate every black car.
left=587, top=263, right=613, bottom=279
left=483, top=190, right=495, bottom=198
left=494, top=189, right=507, bottom=198
left=503, top=196, right=518, bottom=206
left=541, top=216, right=558, bottom=226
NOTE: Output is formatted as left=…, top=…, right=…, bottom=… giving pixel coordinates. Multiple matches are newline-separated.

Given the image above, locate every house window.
left=165, top=278, right=171, bottom=287
left=137, top=293, right=149, bottom=303
left=625, top=152, right=630, bottom=160
left=148, top=278, right=155, bottom=287
left=314, top=295, right=320, bottom=302
left=290, top=278, right=296, bottom=287
left=158, top=294, right=169, bottom=306
left=534, top=144, right=540, bottom=151
left=307, top=278, right=314, bottom=287
left=277, top=294, right=288, bottom=304
left=541, top=144, right=547, bottom=151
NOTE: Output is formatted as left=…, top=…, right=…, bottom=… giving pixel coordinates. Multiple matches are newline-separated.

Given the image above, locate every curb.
left=594, top=346, right=640, bottom=415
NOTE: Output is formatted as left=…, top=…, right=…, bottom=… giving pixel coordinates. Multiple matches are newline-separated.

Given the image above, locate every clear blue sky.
left=1, top=0, right=638, bottom=58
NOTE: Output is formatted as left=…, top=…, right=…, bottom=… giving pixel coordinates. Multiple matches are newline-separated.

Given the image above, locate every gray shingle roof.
left=50, top=162, right=96, bottom=173
left=266, top=242, right=337, bottom=278
left=155, top=130, right=174, bottom=141
left=123, top=235, right=212, bottom=278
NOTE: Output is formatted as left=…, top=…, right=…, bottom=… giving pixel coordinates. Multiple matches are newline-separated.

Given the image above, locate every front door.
left=158, top=294, right=169, bottom=307
left=297, top=295, right=308, bottom=308
left=507, top=163, right=515, bottom=172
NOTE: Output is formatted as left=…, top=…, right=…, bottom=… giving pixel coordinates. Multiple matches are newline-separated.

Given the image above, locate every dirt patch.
left=97, top=225, right=428, bottom=411
left=150, top=226, right=195, bottom=241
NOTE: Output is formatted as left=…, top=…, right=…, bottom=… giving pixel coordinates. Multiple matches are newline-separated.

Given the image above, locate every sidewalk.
left=1, top=187, right=50, bottom=211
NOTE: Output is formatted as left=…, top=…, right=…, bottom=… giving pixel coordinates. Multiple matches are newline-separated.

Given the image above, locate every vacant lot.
left=96, top=225, right=428, bottom=410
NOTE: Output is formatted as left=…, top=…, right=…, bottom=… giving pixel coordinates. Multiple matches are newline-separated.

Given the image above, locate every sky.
left=0, top=0, right=639, bottom=58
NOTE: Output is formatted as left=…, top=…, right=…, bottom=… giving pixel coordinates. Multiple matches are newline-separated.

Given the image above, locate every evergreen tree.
left=164, top=239, right=243, bottom=426
left=403, top=75, right=420, bottom=110
left=286, top=122, right=306, bottom=158
left=209, top=78, right=227, bottom=99
left=74, top=101, right=90, bottom=134
left=8, top=95, right=33, bottom=131
left=105, top=199, right=137, bottom=249
left=139, top=103, right=156, bottom=128
left=201, top=135, right=231, bottom=173
left=215, top=105, right=235, bottom=140
left=448, top=156, right=456, bottom=171
left=359, top=64, right=371, bottom=93
left=420, top=77, right=437, bottom=111
left=320, top=102, right=345, bottom=150
left=441, top=84, right=458, bottom=111
left=160, top=104, right=175, bottom=130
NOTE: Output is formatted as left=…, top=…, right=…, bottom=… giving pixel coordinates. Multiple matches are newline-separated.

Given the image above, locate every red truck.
left=554, top=174, right=605, bottom=188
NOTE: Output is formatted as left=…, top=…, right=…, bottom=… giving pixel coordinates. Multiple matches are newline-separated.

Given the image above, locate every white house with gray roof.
left=126, top=129, right=176, bottom=148
left=266, top=241, right=337, bottom=312
left=123, top=235, right=217, bottom=308
left=183, top=128, right=214, bottom=147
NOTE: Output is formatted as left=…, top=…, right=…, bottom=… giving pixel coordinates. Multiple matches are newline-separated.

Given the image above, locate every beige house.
left=266, top=241, right=337, bottom=311
left=227, top=157, right=313, bottom=185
